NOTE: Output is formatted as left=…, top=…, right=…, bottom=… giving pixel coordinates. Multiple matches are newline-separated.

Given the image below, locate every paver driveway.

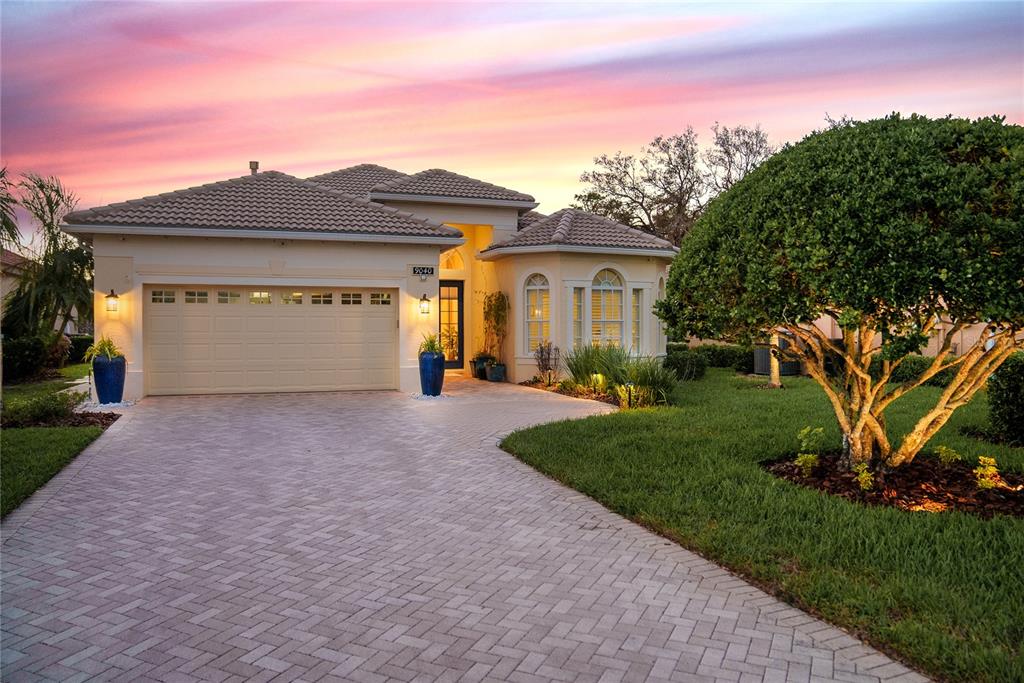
left=1, top=379, right=925, bottom=683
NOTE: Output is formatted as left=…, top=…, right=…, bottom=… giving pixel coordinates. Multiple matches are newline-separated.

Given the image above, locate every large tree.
left=657, top=114, right=1023, bottom=470
left=1, top=167, right=21, bottom=249
left=2, top=174, right=93, bottom=341
left=573, top=124, right=774, bottom=244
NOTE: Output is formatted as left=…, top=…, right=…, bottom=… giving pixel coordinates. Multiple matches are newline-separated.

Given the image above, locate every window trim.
left=631, top=288, right=642, bottom=352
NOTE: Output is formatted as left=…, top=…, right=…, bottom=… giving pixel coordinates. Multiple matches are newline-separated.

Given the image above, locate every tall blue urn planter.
left=93, top=355, right=126, bottom=404
left=418, top=352, right=445, bottom=396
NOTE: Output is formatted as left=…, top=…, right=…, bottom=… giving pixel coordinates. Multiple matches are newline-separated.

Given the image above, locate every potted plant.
left=483, top=291, right=509, bottom=382
left=418, top=333, right=445, bottom=396
left=471, top=351, right=495, bottom=380
left=84, top=336, right=125, bottom=404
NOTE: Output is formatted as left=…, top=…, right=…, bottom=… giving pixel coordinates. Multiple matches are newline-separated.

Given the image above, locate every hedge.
left=68, top=335, right=94, bottom=364
left=988, top=352, right=1024, bottom=445
left=2, top=336, right=48, bottom=383
left=665, top=348, right=707, bottom=381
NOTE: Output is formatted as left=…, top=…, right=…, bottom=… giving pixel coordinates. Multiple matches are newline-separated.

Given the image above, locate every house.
left=62, top=164, right=676, bottom=398
left=1, top=249, right=29, bottom=303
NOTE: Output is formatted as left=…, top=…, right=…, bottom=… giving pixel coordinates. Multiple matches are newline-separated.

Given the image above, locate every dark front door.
left=439, top=280, right=464, bottom=369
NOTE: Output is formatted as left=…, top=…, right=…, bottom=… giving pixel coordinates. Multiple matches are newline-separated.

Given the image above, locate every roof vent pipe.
left=249, top=161, right=259, bottom=175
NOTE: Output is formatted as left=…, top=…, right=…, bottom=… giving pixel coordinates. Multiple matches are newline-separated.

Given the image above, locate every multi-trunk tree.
left=657, top=114, right=1024, bottom=470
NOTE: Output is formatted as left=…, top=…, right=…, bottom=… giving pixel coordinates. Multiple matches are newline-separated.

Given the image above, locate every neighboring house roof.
left=63, top=171, right=463, bottom=244
left=306, top=163, right=408, bottom=197
left=517, top=210, right=546, bottom=230
left=480, top=208, right=677, bottom=258
left=369, top=169, right=537, bottom=207
left=1, top=249, right=30, bottom=270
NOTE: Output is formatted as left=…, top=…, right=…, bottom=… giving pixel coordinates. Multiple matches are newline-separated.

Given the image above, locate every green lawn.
left=2, top=363, right=96, bottom=518
left=1, top=426, right=103, bottom=517
left=1, top=363, right=90, bottom=402
left=502, top=369, right=1024, bottom=683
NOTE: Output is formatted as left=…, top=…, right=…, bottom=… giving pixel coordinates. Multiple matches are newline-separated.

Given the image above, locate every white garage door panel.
left=144, top=286, right=398, bottom=395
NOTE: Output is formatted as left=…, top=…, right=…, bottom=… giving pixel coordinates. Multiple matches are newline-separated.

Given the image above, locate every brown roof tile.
left=1, top=249, right=30, bottom=269
left=63, top=171, right=461, bottom=239
left=371, top=169, right=535, bottom=204
left=517, top=210, right=546, bottom=230
left=306, top=164, right=407, bottom=197
left=483, top=209, right=677, bottom=255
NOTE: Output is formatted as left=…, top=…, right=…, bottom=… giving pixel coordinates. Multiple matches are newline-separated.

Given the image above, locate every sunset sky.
left=2, top=1, right=1022, bottom=223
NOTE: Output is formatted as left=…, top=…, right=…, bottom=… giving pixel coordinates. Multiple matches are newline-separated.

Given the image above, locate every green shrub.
left=691, top=344, right=752, bottom=370
left=933, top=445, right=962, bottom=467
left=595, top=345, right=631, bottom=387
left=565, top=345, right=602, bottom=386
left=794, top=453, right=819, bottom=477
left=68, top=335, right=94, bottom=364
left=664, top=348, right=707, bottom=381
left=2, top=336, right=48, bottom=383
left=988, top=352, right=1024, bottom=445
left=868, top=354, right=956, bottom=387
left=616, top=356, right=677, bottom=407
left=45, top=334, right=71, bottom=368
left=732, top=347, right=755, bottom=374
left=2, top=390, right=86, bottom=427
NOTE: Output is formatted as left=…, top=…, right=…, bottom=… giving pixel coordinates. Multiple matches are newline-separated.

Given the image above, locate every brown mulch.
left=518, top=380, right=619, bottom=406
left=4, top=412, right=120, bottom=429
left=764, top=453, right=1024, bottom=519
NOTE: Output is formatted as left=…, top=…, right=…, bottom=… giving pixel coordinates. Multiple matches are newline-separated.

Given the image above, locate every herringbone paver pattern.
left=1, top=379, right=927, bottom=682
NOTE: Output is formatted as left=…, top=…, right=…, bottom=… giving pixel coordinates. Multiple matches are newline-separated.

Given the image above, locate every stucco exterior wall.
left=493, top=252, right=672, bottom=383
left=93, top=234, right=442, bottom=398
left=811, top=315, right=991, bottom=356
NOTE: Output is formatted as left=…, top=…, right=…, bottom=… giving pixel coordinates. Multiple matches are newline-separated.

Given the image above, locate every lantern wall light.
left=105, top=289, right=119, bottom=312
left=419, top=294, right=430, bottom=315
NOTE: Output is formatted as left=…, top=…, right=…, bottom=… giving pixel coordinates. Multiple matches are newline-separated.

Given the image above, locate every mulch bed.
left=765, top=453, right=1024, bottom=519
left=3, top=412, right=120, bottom=429
left=519, top=380, right=619, bottom=406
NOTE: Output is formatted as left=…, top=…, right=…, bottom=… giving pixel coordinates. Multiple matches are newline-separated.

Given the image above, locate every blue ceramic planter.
left=419, top=352, right=445, bottom=396
left=93, top=355, right=126, bottom=404
left=485, top=363, right=506, bottom=382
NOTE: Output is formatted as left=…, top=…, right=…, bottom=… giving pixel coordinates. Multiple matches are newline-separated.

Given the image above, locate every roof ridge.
left=550, top=209, right=574, bottom=244
left=307, top=163, right=406, bottom=180
left=369, top=167, right=535, bottom=202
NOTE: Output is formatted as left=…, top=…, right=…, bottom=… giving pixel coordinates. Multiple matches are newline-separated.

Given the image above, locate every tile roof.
left=517, top=210, right=546, bottom=230
left=482, top=209, right=677, bottom=255
left=63, top=171, right=462, bottom=240
left=306, top=164, right=408, bottom=197
left=371, top=169, right=535, bottom=204
left=1, top=249, right=30, bottom=269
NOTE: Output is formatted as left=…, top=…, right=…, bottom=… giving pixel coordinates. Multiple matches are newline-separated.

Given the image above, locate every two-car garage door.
left=143, top=285, right=397, bottom=395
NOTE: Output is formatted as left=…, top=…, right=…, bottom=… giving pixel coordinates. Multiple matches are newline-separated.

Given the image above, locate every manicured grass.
left=2, top=363, right=96, bottom=518
left=1, top=426, right=102, bottom=517
left=2, top=363, right=90, bottom=403
left=502, top=369, right=1024, bottom=683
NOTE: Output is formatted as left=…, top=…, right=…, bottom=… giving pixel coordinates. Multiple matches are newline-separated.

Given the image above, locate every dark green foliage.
left=988, top=353, right=1024, bottom=445
left=658, top=113, right=1024, bottom=353
left=1, top=426, right=102, bottom=517
left=691, top=343, right=753, bottom=370
left=664, top=347, right=707, bottom=380
left=564, top=345, right=602, bottom=385
left=68, top=335, right=93, bottom=363
left=2, top=335, right=48, bottom=382
left=2, top=390, right=85, bottom=427
left=502, top=370, right=1024, bottom=683
left=868, top=354, right=957, bottom=387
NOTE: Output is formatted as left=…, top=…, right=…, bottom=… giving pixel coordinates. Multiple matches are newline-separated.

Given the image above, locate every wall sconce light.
left=419, top=294, right=430, bottom=315
left=105, top=289, right=119, bottom=312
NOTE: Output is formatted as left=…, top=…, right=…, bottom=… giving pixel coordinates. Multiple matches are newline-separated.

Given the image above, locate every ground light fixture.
left=105, top=289, right=119, bottom=312
left=419, top=293, right=430, bottom=315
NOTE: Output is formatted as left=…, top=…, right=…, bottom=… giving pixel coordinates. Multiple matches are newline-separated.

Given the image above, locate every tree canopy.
left=658, top=113, right=1024, bottom=468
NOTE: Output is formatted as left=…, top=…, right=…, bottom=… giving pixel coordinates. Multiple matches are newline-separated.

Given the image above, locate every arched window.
left=591, top=269, right=623, bottom=346
left=524, top=274, right=550, bottom=352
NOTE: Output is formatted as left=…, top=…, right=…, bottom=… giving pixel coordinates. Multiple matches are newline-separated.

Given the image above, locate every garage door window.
left=370, top=292, right=391, bottom=305
left=151, top=290, right=175, bottom=304
left=217, top=291, right=240, bottom=304
left=340, top=293, right=362, bottom=305
left=311, top=292, right=333, bottom=305
left=185, top=290, right=208, bottom=304
left=249, top=291, right=271, bottom=305
left=281, top=291, right=303, bottom=305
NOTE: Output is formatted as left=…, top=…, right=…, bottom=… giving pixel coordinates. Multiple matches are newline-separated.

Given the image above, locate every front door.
left=439, top=280, right=464, bottom=369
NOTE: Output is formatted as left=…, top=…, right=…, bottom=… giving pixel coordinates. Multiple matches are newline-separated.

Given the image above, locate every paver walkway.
left=1, top=378, right=926, bottom=682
